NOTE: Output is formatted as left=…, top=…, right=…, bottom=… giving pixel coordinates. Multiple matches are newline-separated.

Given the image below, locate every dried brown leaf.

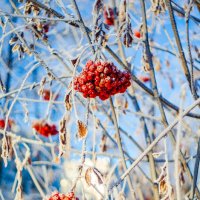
left=77, top=120, right=88, bottom=139
left=71, top=57, right=79, bottom=66
left=9, top=36, right=18, bottom=45
left=85, top=167, right=93, bottom=186
left=12, top=44, right=20, bottom=52
left=85, top=167, right=103, bottom=186
left=65, top=92, right=72, bottom=111
left=124, top=99, right=128, bottom=109
left=59, top=115, right=70, bottom=157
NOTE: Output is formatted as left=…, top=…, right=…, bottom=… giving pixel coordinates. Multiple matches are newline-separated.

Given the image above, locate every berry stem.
left=109, top=97, right=136, bottom=199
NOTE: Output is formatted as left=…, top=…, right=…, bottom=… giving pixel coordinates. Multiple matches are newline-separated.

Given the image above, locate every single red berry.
left=139, top=76, right=150, bottom=83
left=43, top=24, right=49, bottom=33
left=74, top=85, right=78, bottom=90
left=86, top=60, right=93, bottom=67
left=83, top=93, right=88, bottom=98
left=88, top=64, right=95, bottom=72
left=134, top=30, right=141, bottom=38
left=0, top=119, right=14, bottom=129
left=87, top=82, right=94, bottom=89
left=105, top=76, right=111, bottom=83
left=100, top=73, right=105, bottom=78
left=86, top=71, right=94, bottom=81
left=104, top=67, right=111, bottom=74
left=78, top=78, right=85, bottom=85
left=94, top=80, right=100, bottom=86
left=0, top=119, right=5, bottom=129
left=124, top=71, right=131, bottom=79
left=94, top=61, right=102, bottom=67
left=104, top=7, right=115, bottom=26
left=95, top=86, right=100, bottom=92
left=80, top=74, right=87, bottom=82
left=95, top=70, right=100, bottom=76
left=97, top=65, right=104, bottom=73
left=95, top=76, right=100, bottom=82
left=81, top=85, right=87, bottom=92
left=105, top=82, right=112, bottom=90
left=42, top=89, right=51, bottom=101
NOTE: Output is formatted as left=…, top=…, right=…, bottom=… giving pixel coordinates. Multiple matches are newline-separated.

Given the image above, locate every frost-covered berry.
left=46, top=191, right=79, bottom=200
left=104, top=7, right=115, bottom=26
left=32, top=120, right=58, bottom=137
left=73, top=60, right=131, bottom=101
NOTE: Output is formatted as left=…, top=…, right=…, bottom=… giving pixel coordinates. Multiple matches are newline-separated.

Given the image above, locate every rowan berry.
left=104, top=7, right=115, bottom=26
left=32, top=121, right=58, bottom=137
left=134, top=30, right=141, bottom=38
left=73, top=60, right=131, bottom=100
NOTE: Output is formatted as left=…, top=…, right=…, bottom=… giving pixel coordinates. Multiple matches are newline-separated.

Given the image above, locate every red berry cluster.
left=48, top=192, right=66, bottom=200
left=47, top=192, right=78, bottom=200
left=32, top=121, right=58, bottom=137
left=74, top=60, right=131, bottom=100
left=0, top=119, right=14, bottom=129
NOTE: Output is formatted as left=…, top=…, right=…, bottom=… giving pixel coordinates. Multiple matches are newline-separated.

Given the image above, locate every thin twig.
left=109, top=97, right=200, bottom=192
left=109, top=97, right=136, bottom=199
left=129, top=94, right=159, bottom=199
left=165, top=0, right=197, bottom=99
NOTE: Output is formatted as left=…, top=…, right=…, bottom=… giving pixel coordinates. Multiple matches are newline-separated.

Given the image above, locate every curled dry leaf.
left=9, top=36, right=18, bottom=45
left=59, top=115, right=70, bottom=157
left=85, top=167, right=92, bottom=186
left=155, top=163, right=173, bottom=199
left=71, top=57, right=79, bottom=66
left=12, top=44, right=20, bottom=52
left=85, top=167, right=103, bottom=186
left=6, top=136, right=14, bottom=159
left=77, top=120, right=88, bottom=139
left=65, top=92, right=72, bottom=111
left=155, top=164, right=167, bottom=195
left=142, top=54, right=151, bottom=72
left=1, top=137, right=9, bottom=167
